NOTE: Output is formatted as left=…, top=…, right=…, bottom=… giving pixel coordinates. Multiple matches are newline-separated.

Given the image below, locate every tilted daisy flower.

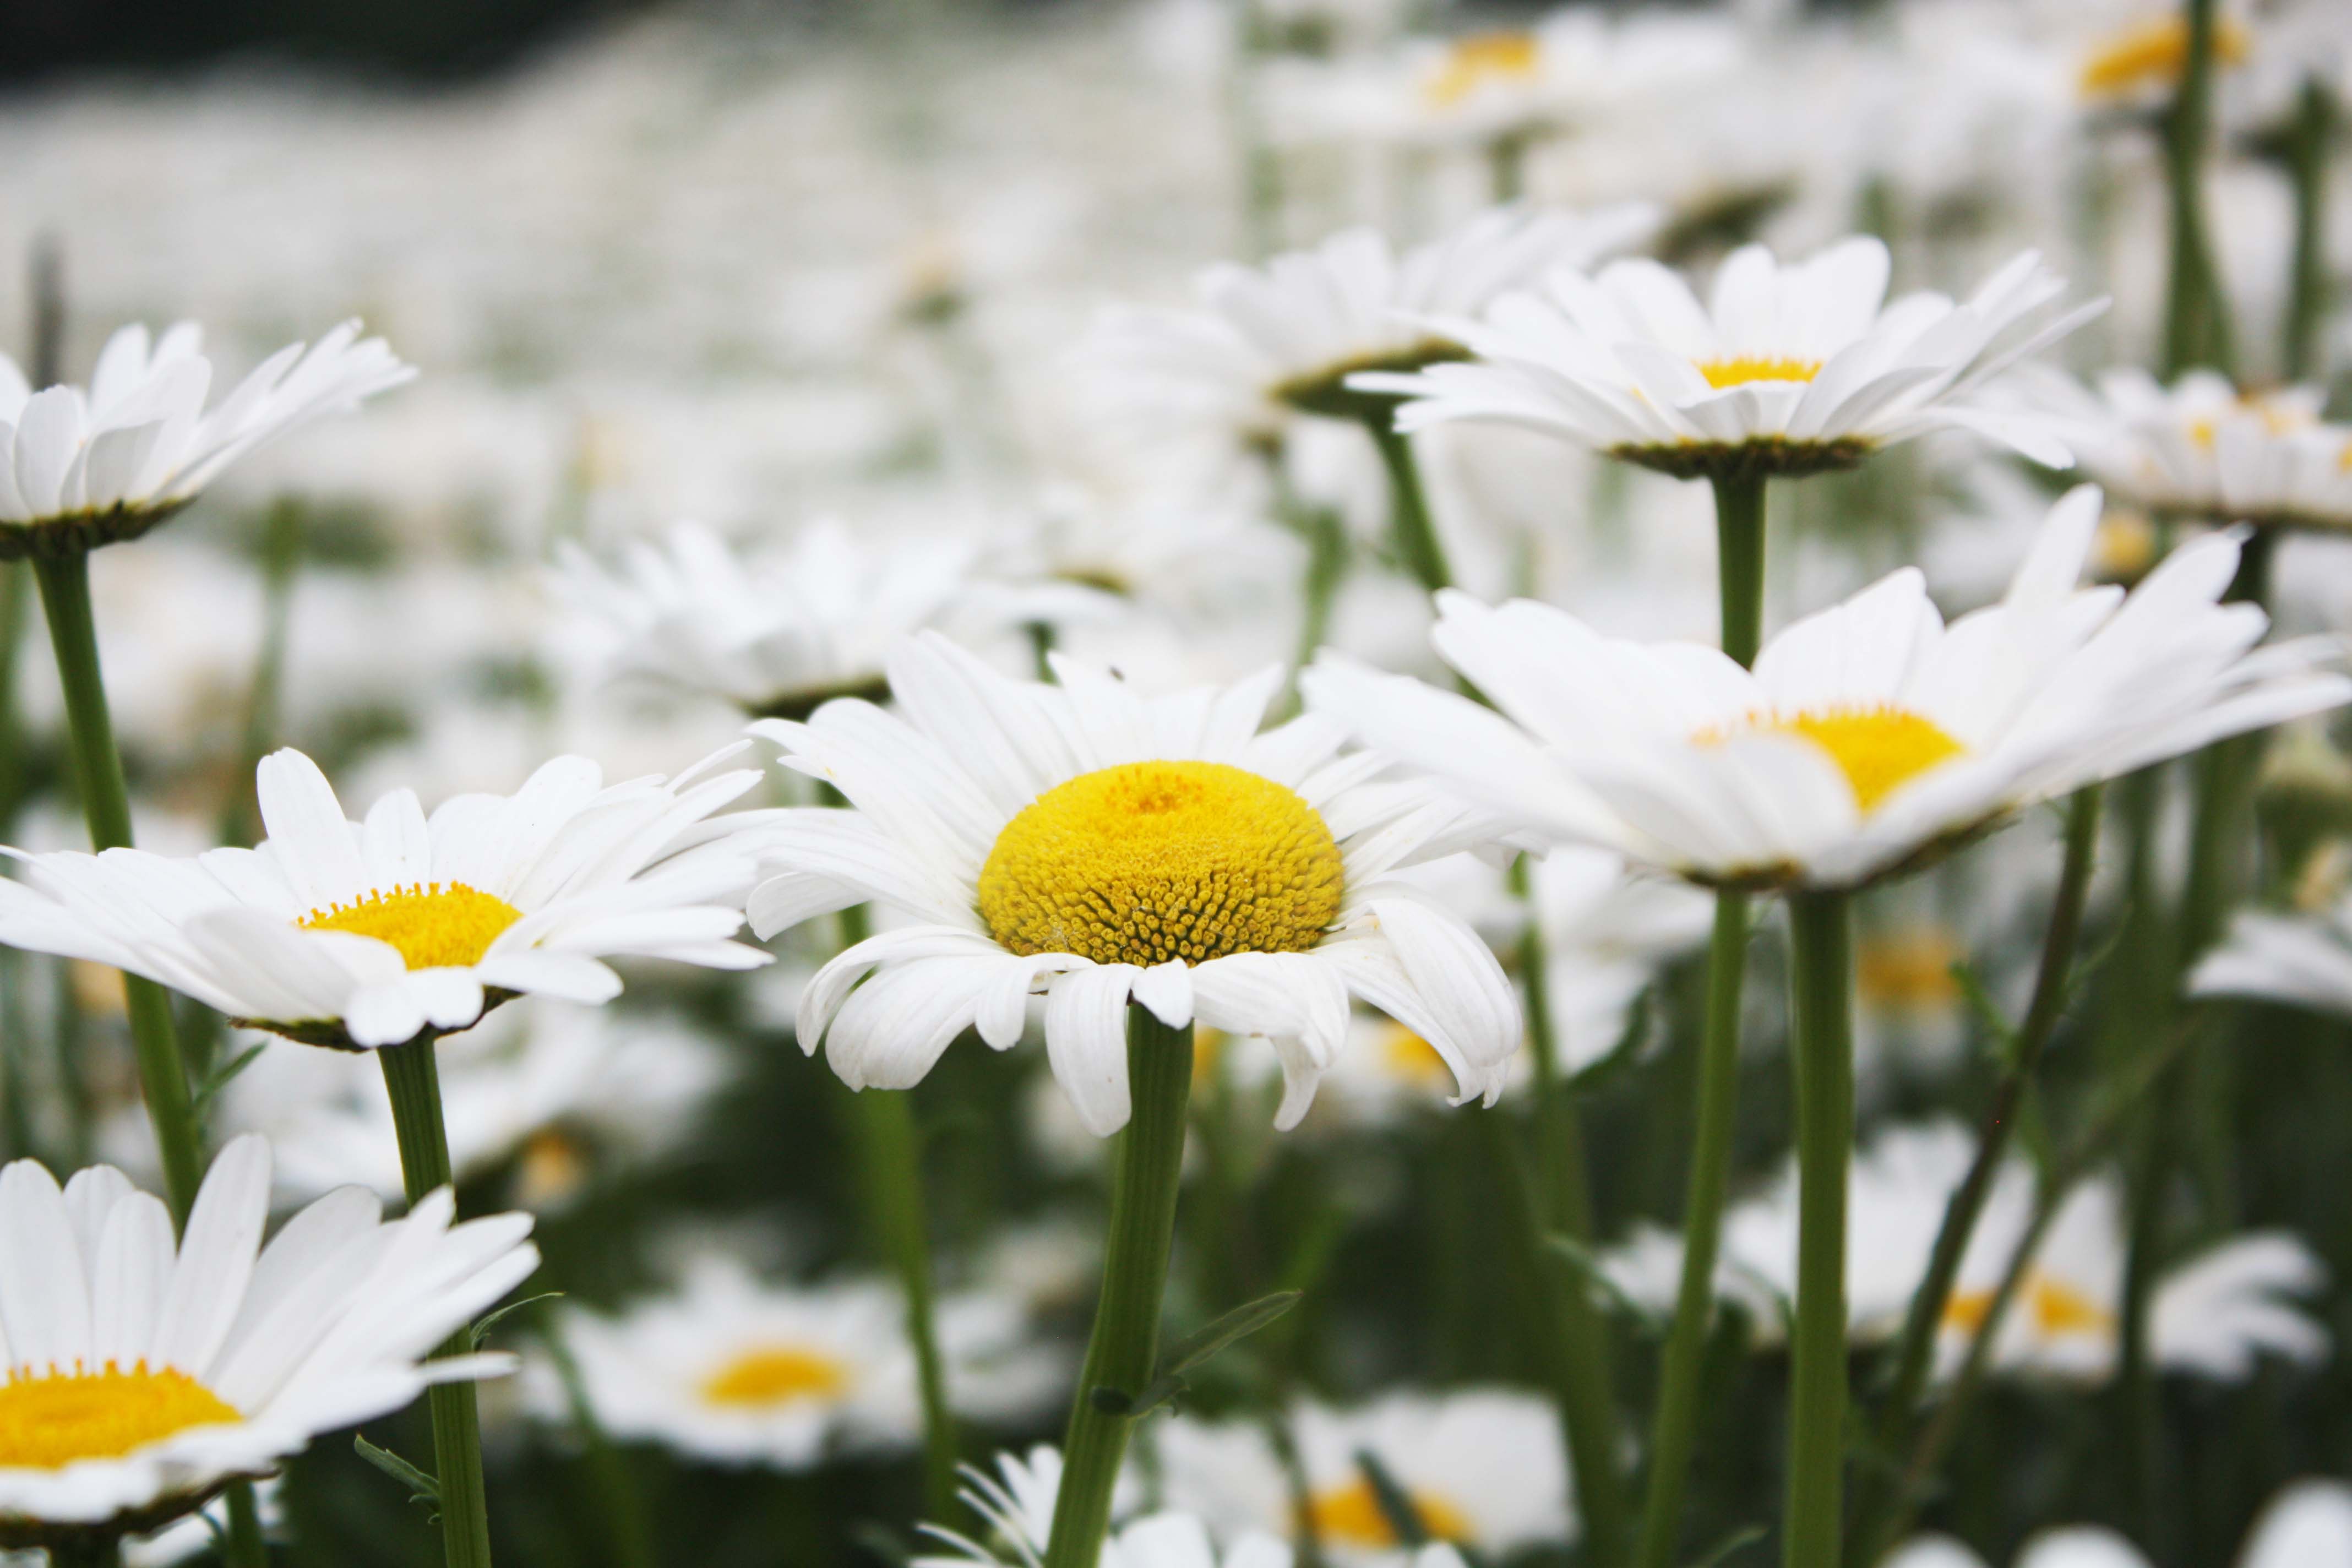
left=0, top=320, right=411, bottom=559
left=913, top=1446, right=1304, bottom=1568
left=2191, top=899, right=2352, bottom=1014
left=2022, top=367, right=2352, bottom=534
left=1080, top=203, right=1657, bottom=445
left=1155, top=1391, right=1570, bottom=1563
left=1351, top=236, right=2105, bottom=479
left=0, top=1136, right=535, bottom=1549
left=550, top=518, right=985, bottom=721
left=743, top=632, right=1520, bottom=1134
left=547, top=1259, right=1058, bottom=1469
left=1305, top=486, right=2352, bottom=891
left=0, top=746, right=771, bottom=1052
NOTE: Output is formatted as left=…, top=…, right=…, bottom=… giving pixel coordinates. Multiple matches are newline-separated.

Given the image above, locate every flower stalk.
left=1042, top=1006, right=1194, bottom=1568
left=1782, top=889, right=1855, bottom=1568
left=2160, top=0, right=2233, bottom=378
left=2284, top=78, right=2336, bottom=381
left=1365, top=421, right=1454, bottom=594
left=1632, top=472, right=1765, bottom=1568
left=379, top=1035, right=498, bottom=1568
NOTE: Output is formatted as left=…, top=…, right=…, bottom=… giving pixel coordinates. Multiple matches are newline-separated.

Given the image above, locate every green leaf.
left=471, top=1291, right=564, bottom=1352
left=189, top=1042, right=269, bottom=1120
left=1353, top=1449, right=1428, bottom=1548
left=1686, top=1524, right=1766, bottom=1568
left=1101, top=1291, right=1305, bottom=1420
left=1948, top=960, right=2017, bottom=1063
left=354, top=1433, right=440, bottom=1521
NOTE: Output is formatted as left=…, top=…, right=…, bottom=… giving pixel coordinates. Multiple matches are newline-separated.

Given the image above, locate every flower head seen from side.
left=912, top=1446, right=1304, bottom=1568
left=0, top=1136, right=535, bottom=1550
left=548, top=1260, right=1054, bottom=1471
left=1352, top=236, right=2105, bottom=480
left=1080, top=203, right=1656, bottom=450
left=1882, top=1478, right=2351, bottom=1568
left=551, top=518, right=984, bottom=721
left=2191, top=900, right=2352, bottom=1015
left=0, top=320, right=412, bottom=560
left=744, top=632, right=1521, bottom=1135
left=1306, top=486, right=2352, bottom=891
left=0, top=745, right=771, bottom=1052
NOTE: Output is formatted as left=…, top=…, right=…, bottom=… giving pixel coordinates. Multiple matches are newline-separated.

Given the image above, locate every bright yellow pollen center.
left=1425, top=31, right=1542, bottom=107
left=1304, top=1478, right=1473, bottom=1548
left=977, top=761, right=1344, bottom=968
left=1380, top=1021, right=1452, bottom=1086
left=298, top=882, right=525, bottom=971
left=700, top=1346, right=852, bottom=1409
left=0, top=1362, right=240, bottom=1468
left=1697, top=356, right=1822, bottom=390
left=1856, top=929, right=1963, bottom=1010
left=1943, top=1276, right=2115, bottom=1340
left=1701, top=707, right=1966, bottom=814
left=2079, top=16, right=2251, bottom=98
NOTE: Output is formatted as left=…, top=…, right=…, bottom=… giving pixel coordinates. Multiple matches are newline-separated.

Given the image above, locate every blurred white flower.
left=1883, top=1476, right=2352, bottom=1567
left=913, top=1445, right=1289, bottom=1568
left=1357, top=237, right=2103, bottom=477
left=0, top=746, right=771, bottom=1051
left=0, top=320, right=411, bottom=557
left=1308, top=487, right=2352, bottom=891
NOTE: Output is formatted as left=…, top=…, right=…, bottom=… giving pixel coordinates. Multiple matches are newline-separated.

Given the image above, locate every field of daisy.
left=0, top=1, right=2349, bottom=1566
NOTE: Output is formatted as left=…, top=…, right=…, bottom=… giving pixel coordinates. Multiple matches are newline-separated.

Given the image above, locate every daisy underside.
left=1616, top=357, right=1870, bottom=482
left=0, top=499, right=191, bottom=563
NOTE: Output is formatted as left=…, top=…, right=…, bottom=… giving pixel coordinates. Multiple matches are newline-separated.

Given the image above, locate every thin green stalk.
left=30, top=552, right=203, bottom=1216
left=0, top=560, right=30, bottom=829
left=225, top=498, right=303, bottom=844
left=1488, top=132, right=1530, bottom=203
left=1783, top=891, right=1856, bottom=1568
left=1292, top=501, right=1349, bottom=678
left=1632, top=471, right=1766, bottom=1568
left=1365, top=422, right=1453, bottom=595
left=47, top=1533, right=123, bottom=1568
left=379, top=1037, right=497, bottom=1568
left=544, top=1315, right=657, bottom=1568
left=2284, top=78, right=2336, bottom=381
left=222, top=1483, right=270, bottom=1567
left=2160, top=0, right=2234, bottom=378
left=1848, top=786, right=2104, bottom=1565
left=1513, top=859, right=1631, bottom=1567
left=1043, top=1008, right=1194, bottom=1568
left=1632, top=890, right=1750, bottom=1568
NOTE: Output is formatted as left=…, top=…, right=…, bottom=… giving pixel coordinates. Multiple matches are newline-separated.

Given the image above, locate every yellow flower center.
left=1380, top=1021, right=1453, bottom=1086
left=1697, top=357, right=1822, bottom=390
left=1424, top=30, right=1542, bottom=107
left=1700, top=707, right=1967, bottom=814
left=2079, top=15, right=2252, bottom=99
left=0, top=1362, right=240, bottom=1469
left=2092, top=511, right=2158, bottom=580
left=298, top=882, right=525, bottom=971
left=1943, top=1275, right=2115, bottom=1340
left=700, top=1346, right=852, bottom=1409
left=1304, top=1477, right=1473, bottom=1548
left=977, top=761, right=1344, bottom=968
left=1856, top=928, right=1962, bottom=1011
left=1193, top=1027, right=1231, bottom=1085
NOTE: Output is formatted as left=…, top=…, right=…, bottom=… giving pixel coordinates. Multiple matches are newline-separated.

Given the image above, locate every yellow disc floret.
left=1697, top=356, right=1822, bottom=390
left=1303, top=1478, right=1473, bottom=1548
left=1701, top=706, right=1966, bottom=815
left=299, top=882, right=525, bottom=971
left=700, top=1346, right=852, bottom=1409
left=1424, top=30, right=1542, bottom=108
left=977, top=761, right=1344, bottom=968
left=2079, top=15, right=2251, bottom=100
left=0, top=1362, right=240, bottom=1469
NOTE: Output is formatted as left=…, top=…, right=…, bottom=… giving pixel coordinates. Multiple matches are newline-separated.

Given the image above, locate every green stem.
left=1783, top=891, right=1855, bottom=1568
left=1708, top=476, right=1766, bottom=667
left=29, top=552, right=203, bottom=1217
left=1488, top=132, right=1530, bottom=203
left=379, top=1037, right=497, bottom=1568
left=544, top=1315, right=657, bottom=1568
left=223, top=1481, right=270, bottom=1567
left=2284, top=78, right=2336, bottom=382
left=1366, top=422, right=1453, bottom=595
left=47, top=1533, right=123, bottom=1568
left=0, top=560, right=30, bottom=830
left=1848, top=786, right=2104, bottom=1565
left=1042, top=1008, right=1194, bottom=1568
left=2160, top=0, right=2233, bottom=378
left=225, top=498, right=302, bottom=843
left=1513, top=859, right=1630, bottom=1567
left=1632, top=890, right=1750, bottom=1568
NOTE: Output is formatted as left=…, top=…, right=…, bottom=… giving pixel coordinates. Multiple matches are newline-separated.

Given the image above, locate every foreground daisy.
left=745, top=631, right=1518, bottom=1133
left=1305, top=486, right=2352, bottom=891
left=1156, top=1391, right=1571, bottom=1563
left=1352, top=236, right=2103, bottom=478
left=0, top=1136, right=535, bottom=1550
left=0, top=320, right=411, bottom=559
left=0, top=745, right=771, bottom=1051
left=551, top=519, right=986, bottom=720
left=547, top=1259, right=1058, bottom=1468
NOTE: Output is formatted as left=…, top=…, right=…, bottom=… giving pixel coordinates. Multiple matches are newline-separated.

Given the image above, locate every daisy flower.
left=1351, top=236, right=2105, bottom=479
left=0, top=1136, right=535, bottom=1549
left=0, top=320, right=411, bottom=559
left=743, top=632, right=1520, bottom=1135
left=2022, top=368, right=2352, bottom=533
left=2191, top=900, right=2352, bottom=1014
left=547, top=1259, right=1058, bottom=1469
left=0, top=746, right=771, bottom=1052
left=1155, top=1391, right=1571, bottom=1563
left=1884, top=1478, right=2352, bottom=1568
left=1305, top=486, right=2352, bottom=891
left=1080, top=203, right=1657, bottom=447
left=913, top=1446, right=1304, bottom=1568
left=550, top=518, right=984, bottom=720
